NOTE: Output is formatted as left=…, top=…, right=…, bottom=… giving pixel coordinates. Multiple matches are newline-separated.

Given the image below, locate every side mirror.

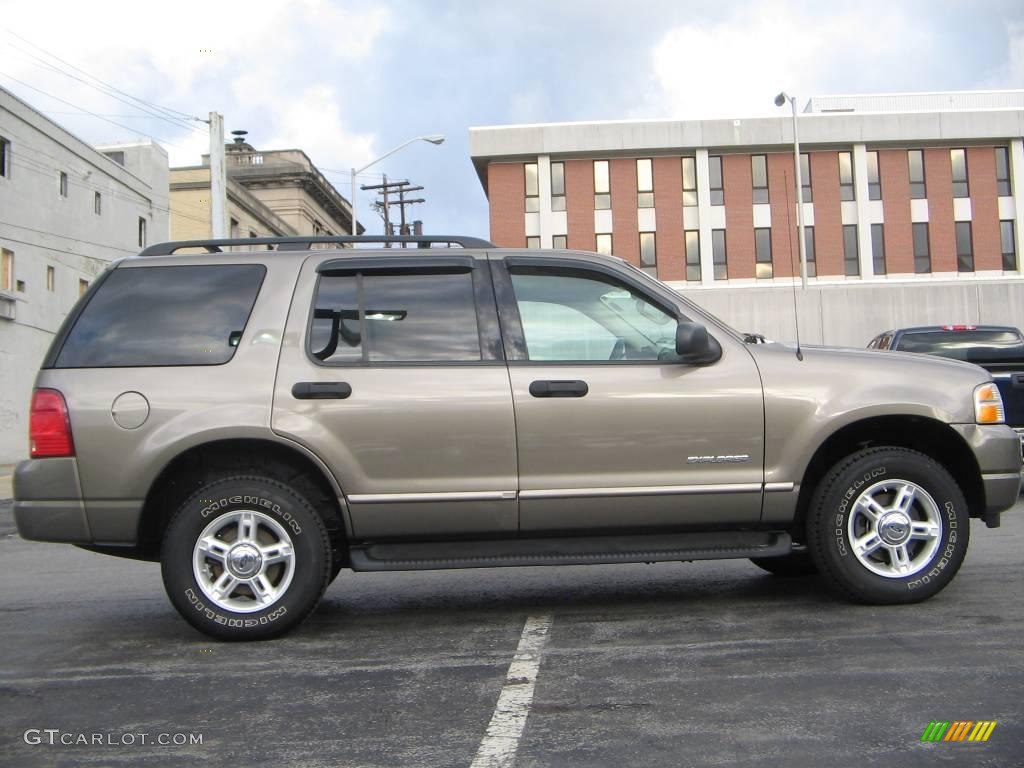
left=675, top=321, right=722, bottom=364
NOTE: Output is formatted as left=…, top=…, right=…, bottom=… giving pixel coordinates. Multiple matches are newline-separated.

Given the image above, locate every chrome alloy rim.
left=847, top=479, right=943, bottom=578
left=192, top=510, right=295, bottom=613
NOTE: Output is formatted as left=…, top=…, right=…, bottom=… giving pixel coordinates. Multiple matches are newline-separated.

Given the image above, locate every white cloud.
left=1, top=0, right=391, bottom=167
left=983, top=21, right=1024, bottom=88
left=637, top=1, right=930, bottom=119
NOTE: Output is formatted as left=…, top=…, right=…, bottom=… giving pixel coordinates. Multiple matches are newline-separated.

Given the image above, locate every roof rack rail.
left=137, top=235, right=496, bottom=257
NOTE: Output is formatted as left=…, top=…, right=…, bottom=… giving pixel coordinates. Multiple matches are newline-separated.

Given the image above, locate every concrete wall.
left=677, top=278, right=1024, bottom=347
left=0, top=87, right=169, bottom=463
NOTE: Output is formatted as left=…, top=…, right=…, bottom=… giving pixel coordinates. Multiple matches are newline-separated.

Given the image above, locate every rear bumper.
left=13, top=458, right=141, bottom=544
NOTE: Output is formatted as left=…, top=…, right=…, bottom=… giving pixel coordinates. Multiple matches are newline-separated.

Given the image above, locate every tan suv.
left=14, top=235, right=1022, bottom=640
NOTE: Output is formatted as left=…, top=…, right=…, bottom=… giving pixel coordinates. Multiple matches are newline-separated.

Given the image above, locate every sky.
left=1, top=0, right=1022, bottom=239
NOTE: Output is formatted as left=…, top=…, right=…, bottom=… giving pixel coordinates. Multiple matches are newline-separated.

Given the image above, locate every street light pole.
left=775, top=92, right=807, bottom=289
left=349, top=134, right=445, bottom=237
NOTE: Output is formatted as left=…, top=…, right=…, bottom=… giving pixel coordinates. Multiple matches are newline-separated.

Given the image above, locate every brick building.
left=469, top=91, right=1024, bottom=290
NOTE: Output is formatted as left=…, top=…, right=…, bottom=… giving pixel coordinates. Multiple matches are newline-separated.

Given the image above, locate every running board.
left=348, top=531, right=791, bottom=571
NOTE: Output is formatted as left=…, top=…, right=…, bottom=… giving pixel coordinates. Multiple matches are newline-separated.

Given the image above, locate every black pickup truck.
left=869, top=325, right=1024, bottom=455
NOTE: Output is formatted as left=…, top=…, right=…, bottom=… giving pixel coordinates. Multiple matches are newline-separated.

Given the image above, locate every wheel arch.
left=134, top=437, right=349, bottom=564
left=792, top=415, right=984, bottom=538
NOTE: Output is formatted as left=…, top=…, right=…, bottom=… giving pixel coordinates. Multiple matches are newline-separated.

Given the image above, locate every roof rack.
left=137, top=235, right=496, bottom=257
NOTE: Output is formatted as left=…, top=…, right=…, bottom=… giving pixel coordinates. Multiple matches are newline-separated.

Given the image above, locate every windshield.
left=896, top=330, right=1024, bottom=360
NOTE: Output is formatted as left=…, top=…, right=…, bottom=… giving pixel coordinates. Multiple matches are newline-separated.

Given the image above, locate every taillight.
left=941, top=324, right=977, bottom=331
left=29, top=388, right=75, bottom=458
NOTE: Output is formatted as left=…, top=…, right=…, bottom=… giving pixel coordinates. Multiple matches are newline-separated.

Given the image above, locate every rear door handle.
left=291, top=381, right=352, bottom=399
left=529, top=380, right=589, bottom=398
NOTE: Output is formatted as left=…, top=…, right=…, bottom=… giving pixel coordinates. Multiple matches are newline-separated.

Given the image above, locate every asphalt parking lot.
left=0, top=499, right=1021, bottom=768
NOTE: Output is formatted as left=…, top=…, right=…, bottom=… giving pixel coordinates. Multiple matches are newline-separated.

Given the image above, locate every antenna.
left=782, top=169, right=804, bottom=361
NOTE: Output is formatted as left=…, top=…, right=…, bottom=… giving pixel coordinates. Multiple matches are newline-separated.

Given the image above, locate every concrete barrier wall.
left=675, top=278, right=1024, bottom=347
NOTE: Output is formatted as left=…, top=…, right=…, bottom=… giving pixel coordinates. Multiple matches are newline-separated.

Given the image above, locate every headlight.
left=974, top=382, right=1005, bottom=424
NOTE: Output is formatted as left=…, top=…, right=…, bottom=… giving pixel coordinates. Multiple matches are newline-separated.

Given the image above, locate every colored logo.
left=920, top=721, right=997, bottom=742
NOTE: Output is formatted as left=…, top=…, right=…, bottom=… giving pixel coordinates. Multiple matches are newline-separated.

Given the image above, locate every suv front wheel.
left=806, top=447, right=970, bottom=604
left=161, top=475, right=332, bottom=640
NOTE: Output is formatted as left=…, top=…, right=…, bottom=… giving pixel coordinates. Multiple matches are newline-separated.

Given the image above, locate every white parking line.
left=470, top=614, right=554, bottom=768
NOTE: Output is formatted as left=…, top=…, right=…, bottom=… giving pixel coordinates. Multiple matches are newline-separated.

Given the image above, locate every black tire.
left=750, top=551, right=818, bottom=577
left=161, top=474, right=331, bottom=640
left=806, top=447, right=969, bottom=604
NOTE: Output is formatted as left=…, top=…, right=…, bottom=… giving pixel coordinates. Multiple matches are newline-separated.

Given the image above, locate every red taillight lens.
left=29, top=388, right=75, bottom=458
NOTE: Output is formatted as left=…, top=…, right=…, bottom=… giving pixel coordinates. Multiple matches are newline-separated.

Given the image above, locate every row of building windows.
left=0, top=247, right=90, bottom=296
left=528, top=218, right=1018, bottom=281
left=1, top=136, right=148, bottom=248
left=523, top=147, right=1014, bottom=212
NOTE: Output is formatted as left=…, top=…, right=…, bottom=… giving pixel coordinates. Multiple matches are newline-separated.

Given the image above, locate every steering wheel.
left=609, top=338, right=627, bottom=360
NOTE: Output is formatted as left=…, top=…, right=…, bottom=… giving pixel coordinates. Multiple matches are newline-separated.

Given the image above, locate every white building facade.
left=0, top=86, right=169, bottom=463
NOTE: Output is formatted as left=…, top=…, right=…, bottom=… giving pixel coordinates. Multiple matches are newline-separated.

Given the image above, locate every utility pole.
left=208, top=111, right=228, bottom=239
left=361, top=177, right=425, bottom=244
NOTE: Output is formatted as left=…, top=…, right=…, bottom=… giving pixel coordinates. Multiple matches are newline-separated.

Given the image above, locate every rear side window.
left=310, top=270, right=482, bottom=364
left=895, top=330, right=1024, bottom=359
left=55, top=265, right=265, bottom=368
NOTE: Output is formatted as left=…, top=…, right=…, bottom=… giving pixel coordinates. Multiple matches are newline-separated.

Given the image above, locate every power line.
left=6, top=43, right=206, bottom=136
left=0, top=71, right=193, bottom=150
left=6, top=30, right=204, bottom=125
left=0, top=219, right=142, bottom=254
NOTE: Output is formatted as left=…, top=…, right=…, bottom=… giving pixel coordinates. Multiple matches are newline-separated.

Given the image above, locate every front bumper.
left=950, top=423, right=1023, bottom=525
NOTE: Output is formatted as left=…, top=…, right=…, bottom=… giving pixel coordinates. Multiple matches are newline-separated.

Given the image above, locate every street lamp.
left=350, top=134, right=445, bottom=237
left=775, top=91, right=807, bottom=289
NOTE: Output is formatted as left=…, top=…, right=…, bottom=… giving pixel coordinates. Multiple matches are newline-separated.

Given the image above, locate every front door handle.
left=529, top=380, right=589, bottom=398
left=292, top=381, right=352, bottom=399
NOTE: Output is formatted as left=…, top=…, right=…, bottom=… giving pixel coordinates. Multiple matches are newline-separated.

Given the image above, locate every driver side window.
left=509, top=266, right=678, bottom=362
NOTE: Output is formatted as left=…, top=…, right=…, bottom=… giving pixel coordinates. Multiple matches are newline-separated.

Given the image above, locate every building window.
left=995, top=147, right=1011, bottom=197
left=230, top=218, right=240, bottom=239
left=0, top=136, right=9, bottom=178
left=755, top=227, right=772, bottom=279
left=526, top=236, right=540, bottom=249
left=799, top=153, right=812, bottom=203
left=46, top=265, right=55, bottom=292
left=524, top=163, right=539, bottom=213
left=908, top=150, right=926, bottom=199
left=951, top=149, right=969, bottom=198
left=16, top=279, right=25, bottom=292
left=712, top=229, right=727, bottom=279
left=639, top=232, right=656, bottom=274
left=871, top=224, right=885, bottom=275
left=595, top=233, right=612, bottom=255
left=955, top=221, right=974, bottom=272
left=1, top=248, right=12, bottom=292
left=553, top=234, right=567, bottom=249
left=59, top=171, right=68, bottom=197
left=843, top=224, right=859, bottom=276
left=684, top=230, right=700, bottom=281
left=94, top=191, right=102, bottom=215
left=913, top=222, right=931, bottom=273
left=681, top=157, right=697, bottom=207
left=866, top=151, right=881, bottom=200
left=550, top=162, right=565, bottom=212
left=250, top=230, right=259, bottom=239
left=804, top=226, right=816, bottom=278
left=709, top=156, right=724, bottom=206
left=79, top=278, right=89, bottom=297
left=751, top=155, right=769, bottom=204
left=838, top=151, right=854, bottom=201
left=636, top=159, right=654, bottom=208
left=594, top=160, right=610, bottom=210
left=1001, top=220, right=1017, bottom=271
left=138, top=217, right=147, bottom=247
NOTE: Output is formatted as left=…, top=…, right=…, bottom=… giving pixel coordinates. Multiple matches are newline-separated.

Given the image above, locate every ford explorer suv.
left=14, top=235, right=1022, bottom=640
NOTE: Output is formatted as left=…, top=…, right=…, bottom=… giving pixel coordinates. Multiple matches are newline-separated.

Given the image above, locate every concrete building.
left=0, top=86, right=169, bottom=463
left=469, top=90, right=1024, bottom=345
left=170, top=135, right=360, bottom=242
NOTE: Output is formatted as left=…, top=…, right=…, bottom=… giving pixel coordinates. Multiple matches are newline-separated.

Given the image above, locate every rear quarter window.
left=55, top=264, right=266, bottom=368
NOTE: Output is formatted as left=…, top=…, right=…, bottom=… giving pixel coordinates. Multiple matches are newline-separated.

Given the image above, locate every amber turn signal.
left=974, top=383, right=1005, bottom=425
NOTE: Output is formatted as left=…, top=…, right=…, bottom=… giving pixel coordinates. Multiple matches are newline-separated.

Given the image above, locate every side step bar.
left=349, top=531, right=791, bottom=571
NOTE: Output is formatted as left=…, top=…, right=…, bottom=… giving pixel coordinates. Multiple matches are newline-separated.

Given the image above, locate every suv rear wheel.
left=161, top=475, right=331, bottom=640
left=806, top=447, right=969, bottom=604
